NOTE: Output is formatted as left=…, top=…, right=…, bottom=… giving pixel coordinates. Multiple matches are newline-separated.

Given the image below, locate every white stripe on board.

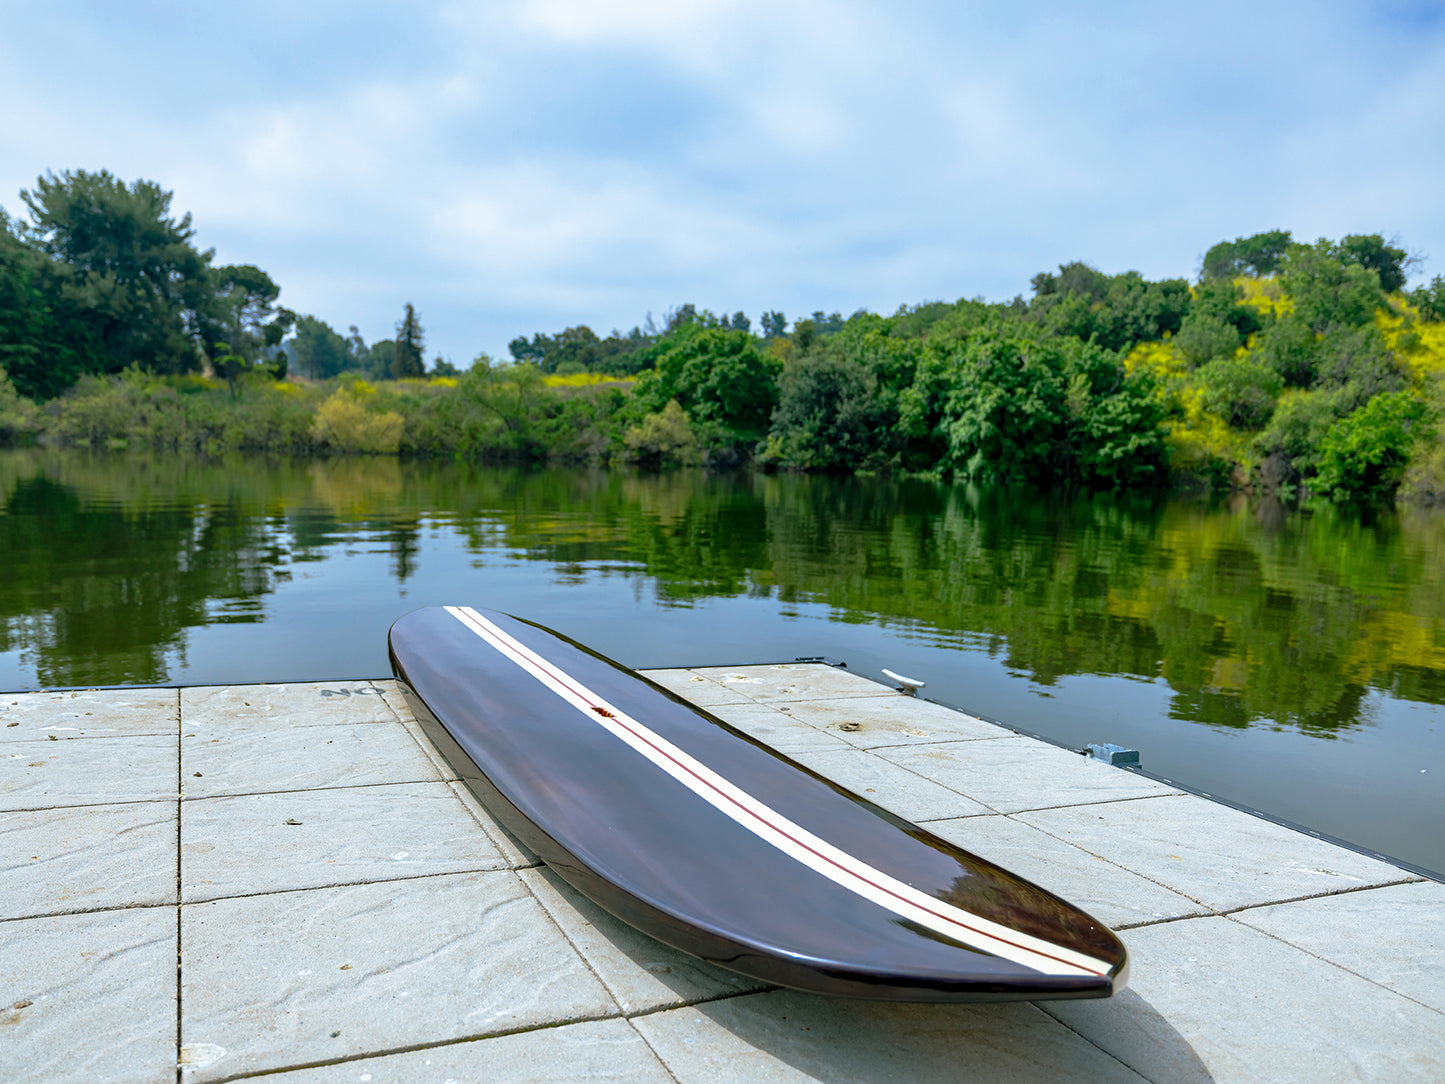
left=446, top=605, right=1112, bottom=979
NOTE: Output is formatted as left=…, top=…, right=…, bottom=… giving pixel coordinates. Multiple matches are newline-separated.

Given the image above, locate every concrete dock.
left=2, top=663, right=1442, bottom=1083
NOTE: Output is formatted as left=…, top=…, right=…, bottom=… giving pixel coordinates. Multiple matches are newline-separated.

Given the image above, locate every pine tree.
left=391, top=303, right=425, bottom=379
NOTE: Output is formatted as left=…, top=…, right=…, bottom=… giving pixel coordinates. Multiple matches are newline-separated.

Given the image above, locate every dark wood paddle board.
left=388, top=605, right=1129, bottom=1002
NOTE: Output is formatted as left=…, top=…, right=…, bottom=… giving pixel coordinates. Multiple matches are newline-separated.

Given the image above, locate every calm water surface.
left=3, top=448, right=1442, bottom=874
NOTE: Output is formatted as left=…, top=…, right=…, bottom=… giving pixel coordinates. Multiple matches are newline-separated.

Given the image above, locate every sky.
left=2, top=0, right=1443, bottom=366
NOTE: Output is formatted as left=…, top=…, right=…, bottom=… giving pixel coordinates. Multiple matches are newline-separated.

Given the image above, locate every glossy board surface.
left=388, top=606, right=1129, bottom=1001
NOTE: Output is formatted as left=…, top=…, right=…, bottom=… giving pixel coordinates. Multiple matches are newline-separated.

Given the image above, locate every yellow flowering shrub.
left=1378, top=302, right=1445, bottom=383
left=1235, top=276, right=1292, bottom=318
left=1122, top=339, right=1186, bottom=381
left=543, top=372, right=634, bottom=388
left=309, top=389, right=403, bottom=454
left=1124, top=339, right=1250, bottom=479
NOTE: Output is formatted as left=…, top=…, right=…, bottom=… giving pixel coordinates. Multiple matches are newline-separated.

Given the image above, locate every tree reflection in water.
left=2, top=448, right=1443, bottom=740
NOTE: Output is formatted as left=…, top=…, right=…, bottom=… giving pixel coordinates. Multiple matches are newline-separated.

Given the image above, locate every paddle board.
left=388, top=605, right=1128, bottom=1001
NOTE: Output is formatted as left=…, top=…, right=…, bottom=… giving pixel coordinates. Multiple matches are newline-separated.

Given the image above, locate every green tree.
left=391, top=304, right=425, bottom=379
left=0, top=208, right=102, bottom=398
left=1282, top=240, right=1387, bottom=334
left=287, top=315, right=353, bottom=379
left=765, top=351, right=882, bottom=470
left=1189, top=277, right=1264, bottom=342
left=622, top=399, right=703, bottom=467
left=1071, top=368, right=1171, bottom=488
left=0, top=364, right=40, bottom=442
left=1253, top=315, right=1318, bottom=387
left=940, top=334, right=1070, bottom=485
left=939, top=332, right=1167, bottom=488
left=1201, top=230, right=1293, bottom=279
left=201, top=264, right=293, bottom=386
left=1336, top=234, right=1412, bottom=294
left=20, top=169, right=212, bottom=375
left=632, top=326, right=780, bottom=454
left=1256, top=388, right=1349, bottom=488
left=1175, top=312, right=1242, bottom=367
left=1409, top=275, right=1445, bottom=320
left=346, top=326, right=371, bottom=372
left=367, top=339, right=396, bottom=380
left=1313, top=392, right=1424, bottom=502
left=1313, top=325, right=1404, bottom=404
left=455, top=358, right=549, bottom=457
left=1195, top=354, right=1282, bottom=429
left=1029, top=264, right=1189, bottom=352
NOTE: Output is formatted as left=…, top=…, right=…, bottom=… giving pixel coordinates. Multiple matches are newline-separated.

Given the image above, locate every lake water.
left=2, top=447, right=1442, bottom=875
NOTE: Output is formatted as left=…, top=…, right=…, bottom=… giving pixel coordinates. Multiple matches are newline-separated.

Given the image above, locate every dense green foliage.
left=4, top=168, right=1444, bottom=503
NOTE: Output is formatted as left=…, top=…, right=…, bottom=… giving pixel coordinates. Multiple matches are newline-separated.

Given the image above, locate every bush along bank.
left=1, top=367, right=635, bottom=463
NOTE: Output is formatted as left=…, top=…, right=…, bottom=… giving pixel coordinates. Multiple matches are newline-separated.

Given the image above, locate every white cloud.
left=511, top=0, right=744, bottom=46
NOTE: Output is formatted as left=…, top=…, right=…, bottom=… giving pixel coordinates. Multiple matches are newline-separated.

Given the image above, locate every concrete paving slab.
left=0, top=733, right=177, bottom=811
left=787, top=747, right=991, bottom=820
left=631, top=989, right=1148, bottom=1083
left=878, top=736, right=1178, bottom=813
left=263, top=1018, right=675, bottom=1083
left=1043, top=915, right=1445, bottom=1083
left=923, top=814, right=1206, bottom=929
left=446, top=780, right=540, bottom=869
left=0, top=907, right=176, bottom=1084
left=182, top=682, right=396, bottom=731
left=180, top=871, right=618, bottom=1082
left=1, top=802, right=176, bottom=919
left=772, top=694, right=1008, bottom=749
left=1230, top=880, right=1445, bottom=1014
left=371, top=680, right=463, bottom=783
left=704, top=702, right=856, bottom=754
left=0, top=687, right=177, bottom=742
left=182, top=782, right=507, bottom=901
left=690, top=663, right=884, bottom=703
left=1017, top=793, right=1417, bottom=912
left=640, top=668, right=755, bottom=706
left=368, top=677, right=414, bottom=722
left=181, top=721, right=443, bottom=798
left=521, top=866, right=768, bottom=1014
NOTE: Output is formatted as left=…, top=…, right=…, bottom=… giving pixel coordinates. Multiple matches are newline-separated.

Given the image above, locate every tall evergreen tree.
left=391, top=303, right=425, bottom=379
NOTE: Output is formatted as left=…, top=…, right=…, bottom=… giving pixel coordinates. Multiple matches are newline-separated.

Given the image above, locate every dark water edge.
left=2, top=447, right=1442, bottom=874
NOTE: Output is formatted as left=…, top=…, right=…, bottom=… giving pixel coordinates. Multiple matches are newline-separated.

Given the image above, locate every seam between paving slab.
left=1029, top=1004, right=1158, bottom=1084
left=1041, top=1006, right=1162, bottom=1083
left=982, top=791, right=1184, bottom=815
left=183, top=989, right=765, bottom=1083
left=0, top=797, right=178, bottom=816
left=0, top=899, right=178, bottom=925
left=178, top=776, right=452, bottom=801
left=1212, top=877, right=1430, bottom=918
left=1211, top=909, right=1445, bottom=1019
left=191, top=1010, right=635, bottom=1084
left=623, top=1017, right=686, bottom=1084
left=174, top=687, right=183, bottom=1084
left=992, top=794, right=1422, bottom=910
left=181, top=865, right=537, bottom=906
